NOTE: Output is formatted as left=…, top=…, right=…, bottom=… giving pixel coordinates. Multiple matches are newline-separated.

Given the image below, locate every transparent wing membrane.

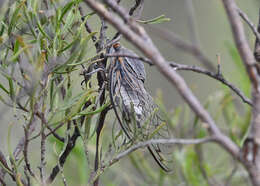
left=108, top=43, right=173, bottom=172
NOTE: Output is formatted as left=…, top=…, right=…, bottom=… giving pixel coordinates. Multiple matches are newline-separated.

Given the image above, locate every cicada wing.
left=141, top=94, right=174, bottom=172
left=148, top=145, right=172, bottom=172
left=109, top=60, right=133, bottom=140
left=108, top=44, right=174, bottom=171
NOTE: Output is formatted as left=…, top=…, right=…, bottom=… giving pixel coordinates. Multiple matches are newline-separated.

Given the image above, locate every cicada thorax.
left=108, top=43, right=173, bottom=172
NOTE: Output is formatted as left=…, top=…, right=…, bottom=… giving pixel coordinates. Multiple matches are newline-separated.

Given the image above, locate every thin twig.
left=13, top=115, right=37, bottom=160
left=93, top=106, right=110, bottom=186
left=36, top=112, right=65, bottom=142
left=79, top=6, right=98, bottom=44
left=0, top=150, right=12, bottom=177
left=108, top=0, right=144, bottom=43
left=237, top=8, right=260, bottom=41
left=222, top=0, right=259, bottom=89
left=254, top=9, right=260, bottom=63
left=23, top=125, right=36, bottom=178
left=46, top=127, right=80, bottom=184
left=105, top=53, right=152, bottom=64
left=44, top=122, right=65, bottom=138
left=89, top=137, right=215, bottom=184
left=17, top=103, right=65, bottom=142
left=129, top=0, right=144, bottom=19
left=114, top=137, right=214, bottom=162
left=0, top=176, right=6, bottom=186
left=39, top=130, right=46, bottom=184
left=24, top=166, right=30, bottom=186
left=168, top=61, right=252, bottom=106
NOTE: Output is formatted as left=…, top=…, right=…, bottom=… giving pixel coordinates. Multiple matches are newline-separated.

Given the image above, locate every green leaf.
left=69, top=89, right=96, bottom=115
left=137, top=14, right=171, bottom=24
left=59, top=1, right=75, bottom=21
left=183, top=148, right=206, bottom=186
left=84, top=116, right=92, bottom=140
left=8, top=1, right=25, bottom=35
left=76, top=32, right=97, bottom=62
left=58, top=36, right=80, bottom=54
left=0, top=83, right=9, bottom=95
left=9, top=45, right=30, bottom=62
left=36, top=18, right=51, bottom=41
left=158, top=169, right=166, bottom=186
left=61, top=8, right=75, bottom=35
left=0, top=94, right=9, bottom=105
left=78, top=102, right=110, bottom=116
left=8, top=77, right=14, bottom=100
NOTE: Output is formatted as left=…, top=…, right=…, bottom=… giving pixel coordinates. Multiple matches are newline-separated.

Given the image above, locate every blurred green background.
left=0, top=0, right=259, bottom=185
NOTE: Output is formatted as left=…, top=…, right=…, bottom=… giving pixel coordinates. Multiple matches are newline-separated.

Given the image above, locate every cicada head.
left=113, top=42, right=121, bottom=52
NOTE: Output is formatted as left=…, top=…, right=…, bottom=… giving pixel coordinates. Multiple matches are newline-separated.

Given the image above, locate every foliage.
left=0, top=0, right=253, bottom=186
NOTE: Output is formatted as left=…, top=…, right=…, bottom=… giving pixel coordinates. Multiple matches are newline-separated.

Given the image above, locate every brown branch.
left=36, top=112, right=65, bottom=142
left=46, top=71, right=93, bottom=184
left=114, top=137, right=214, bottom=162
left=222, top=0, right=260, bottom=185
left=129, top=0, right=144, bottom=19
left=23, top=126, right=36, bottom=179
left=0, top=150, right=14, bottom=182
left=45, top=122, right=65, bottom=138
left=24, top=166, right=30, bottom=186
left=105, top=53, right=152, bottom=64
left=89, top=137, right=214, bottom=184
left=79, top=6, right=98, bottom=44
left=254, top=9, right=260, bottom=63
left=13, top=114, right=37, bottom=159
left=93, top=106, right=110, bottom=186
left=108, top=0, right=144, bottom=42
left=17, top=103, right=65, bottom=142
left=46, top=126, right=80, bottom=184
left=168, top=61, right=252, bottom=106
left=0, top=176, right=6, bottom=186
left=39, top=130, right=46, bottom=184
left=222, top=0, right=259, bottom=89
left=238, top=8, right=260, bottom=42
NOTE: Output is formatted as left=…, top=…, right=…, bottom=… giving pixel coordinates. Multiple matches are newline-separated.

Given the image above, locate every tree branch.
left=222, top=0, right=259, bottom=89
left=113, top=137, right=214, bottom=162
left=222, top=0, right=260, bottom=185
left=46, top=126, right=80, bottom=184
left=238, top=8, right=260, bottom=42
left=89, top=137, right=214, bottom=184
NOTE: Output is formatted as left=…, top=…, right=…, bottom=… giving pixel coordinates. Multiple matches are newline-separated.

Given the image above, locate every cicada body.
left=108, top=43, right=173, bottom=172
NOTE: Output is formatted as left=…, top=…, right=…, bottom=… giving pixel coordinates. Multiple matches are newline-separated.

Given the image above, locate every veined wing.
left=108, top=43, right=173, bottom=172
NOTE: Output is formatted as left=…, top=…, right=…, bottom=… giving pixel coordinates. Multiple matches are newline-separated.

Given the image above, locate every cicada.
left=108, top=43, right=173, bottom=172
